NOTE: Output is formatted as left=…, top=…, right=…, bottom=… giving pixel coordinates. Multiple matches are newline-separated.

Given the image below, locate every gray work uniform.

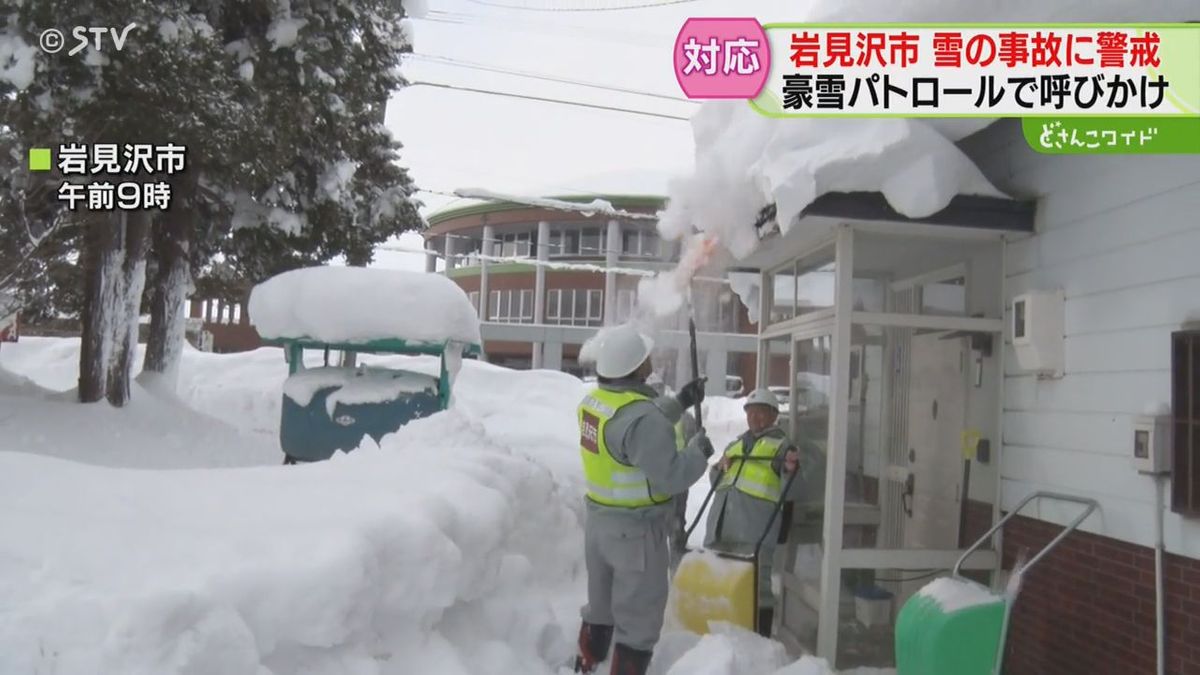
left=581, top=382, right=710, bottom=652
left=702, top=426, right=798, bottom=611
left=668, top=410, right=699, bottom=571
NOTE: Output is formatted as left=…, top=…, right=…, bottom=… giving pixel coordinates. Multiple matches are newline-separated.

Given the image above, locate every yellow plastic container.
left=671, top=550, right=757, bottom=634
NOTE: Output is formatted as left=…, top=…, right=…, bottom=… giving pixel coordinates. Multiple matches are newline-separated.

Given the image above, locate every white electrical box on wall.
left=1011, top=289, right=1065, bottom=378
left=1132, top=415, right=1172, bottom=474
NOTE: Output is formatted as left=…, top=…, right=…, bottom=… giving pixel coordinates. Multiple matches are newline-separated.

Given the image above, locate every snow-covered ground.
left=0, top=337, right=888, bottom=675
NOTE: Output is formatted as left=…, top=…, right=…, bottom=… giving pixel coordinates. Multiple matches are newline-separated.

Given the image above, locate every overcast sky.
left=372, top=0, right=806, bottom=271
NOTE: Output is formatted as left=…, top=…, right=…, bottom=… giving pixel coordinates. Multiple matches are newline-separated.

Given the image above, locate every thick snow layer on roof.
left=658, top=104, right=1005, bottom=260
left=248, top=266, right=481, bottom=346
left=453, top=188, right=657, bottom=220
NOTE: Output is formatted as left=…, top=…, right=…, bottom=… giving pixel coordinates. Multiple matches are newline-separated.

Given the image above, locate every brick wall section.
left=1000, top=514, right=1200, bottom=675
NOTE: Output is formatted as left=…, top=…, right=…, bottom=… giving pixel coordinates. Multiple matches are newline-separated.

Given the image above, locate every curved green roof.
left=426, top=194, right=666, bottom=226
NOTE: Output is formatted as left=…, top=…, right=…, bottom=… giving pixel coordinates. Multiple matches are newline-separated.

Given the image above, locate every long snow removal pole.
left=687, top=296, right=703, bottom=431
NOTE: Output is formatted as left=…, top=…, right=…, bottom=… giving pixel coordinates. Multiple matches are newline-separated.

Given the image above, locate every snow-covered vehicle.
left=248, top=266, right=483, bottom=463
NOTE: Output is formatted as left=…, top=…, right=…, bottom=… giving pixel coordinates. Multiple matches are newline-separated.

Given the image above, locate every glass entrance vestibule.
left=739, top=208, right=1029, bottom=669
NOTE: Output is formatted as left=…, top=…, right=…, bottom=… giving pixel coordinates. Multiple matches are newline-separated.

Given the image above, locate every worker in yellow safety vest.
left=647, top=372, right=699, bottom=572
left=703, top=387, right=800, bottom=638
left=575, top=324, right=712, bottom=675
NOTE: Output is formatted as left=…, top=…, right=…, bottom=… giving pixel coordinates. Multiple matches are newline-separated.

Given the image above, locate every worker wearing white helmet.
left=574, top=323, right=712, bottom=675
left=703, top=387, right=800, bottom=638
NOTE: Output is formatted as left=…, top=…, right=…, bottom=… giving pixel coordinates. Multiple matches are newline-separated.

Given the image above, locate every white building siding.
left=961, top=119, right=1200, bottom=558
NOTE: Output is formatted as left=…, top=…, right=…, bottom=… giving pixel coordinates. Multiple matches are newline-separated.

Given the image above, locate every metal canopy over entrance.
left=737, top=192, right=1028, bottom=670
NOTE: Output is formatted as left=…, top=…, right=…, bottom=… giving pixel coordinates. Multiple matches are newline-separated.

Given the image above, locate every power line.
left=464, top=0, right=707, bottom=11
left=407, top=53, right=696, bottom=104
left=407, top=81, right=691, bottom=121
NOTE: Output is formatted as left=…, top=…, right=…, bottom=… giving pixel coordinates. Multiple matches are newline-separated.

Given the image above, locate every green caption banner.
left=1021, top=117, right=1200, bottom=153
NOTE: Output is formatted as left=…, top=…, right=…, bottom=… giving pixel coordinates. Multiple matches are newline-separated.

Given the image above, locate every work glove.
left=675, top=377, right=707, bottom=410
left=688, top=430, right=714, bottom=458
left=784, top=449, right=800, bottom=473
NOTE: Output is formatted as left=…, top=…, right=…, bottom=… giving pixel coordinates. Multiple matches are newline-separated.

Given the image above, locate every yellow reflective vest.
left=579, top=388, right=671, bottom=508
left=718, top=433, right=786, bottom=503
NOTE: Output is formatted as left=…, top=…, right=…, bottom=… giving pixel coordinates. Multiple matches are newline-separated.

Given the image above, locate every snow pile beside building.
left=653, top=624, right=894, bottom=675
left=1, top=337, right=587, bottom=483
left=0, top=408, right=582, bottom=675
left=0, top=340, right=278, bottom=469
left=248, top=266, right=482, bottom=346
left=663, top=624, right=790, bottom=675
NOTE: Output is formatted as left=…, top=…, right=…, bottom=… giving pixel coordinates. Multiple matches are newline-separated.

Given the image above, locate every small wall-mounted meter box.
left=1011, top=290, right=1065, bottom=378
left=1132, top=415, right=1172, bottom=475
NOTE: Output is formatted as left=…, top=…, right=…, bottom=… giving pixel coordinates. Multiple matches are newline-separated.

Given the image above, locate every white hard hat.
left=743, top=388, right=780, bottom=412
left=595, top=324, right=654, bottom=379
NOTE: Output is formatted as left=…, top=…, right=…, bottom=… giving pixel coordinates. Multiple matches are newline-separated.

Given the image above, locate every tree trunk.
left=107, top=210, right=151, bottom=407
left=143, top=199, right=194, bottom=390
left=78, top=213, right=126, bottom=403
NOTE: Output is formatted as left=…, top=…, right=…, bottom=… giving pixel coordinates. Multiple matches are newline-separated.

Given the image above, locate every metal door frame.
left=756, top=224, right=1008, bottom=664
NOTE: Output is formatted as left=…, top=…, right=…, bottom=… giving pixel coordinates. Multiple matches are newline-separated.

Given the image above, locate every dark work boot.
left=609, top=643, right=653, bottom=675
left=756, top=608, right=774, bottom=638
left=573, top=622, right=613, bottom=674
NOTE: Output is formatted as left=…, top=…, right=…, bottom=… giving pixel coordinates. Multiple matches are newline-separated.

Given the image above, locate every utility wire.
left=406, top=53, right=696, bottom=104
left=407, top=81, right=690, bottom=121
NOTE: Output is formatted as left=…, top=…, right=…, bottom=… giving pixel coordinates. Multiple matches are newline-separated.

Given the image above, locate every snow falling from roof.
left=657, top=103, right=1004, bottom=261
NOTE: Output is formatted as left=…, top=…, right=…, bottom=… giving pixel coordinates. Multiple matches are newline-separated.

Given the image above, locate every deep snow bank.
left=0, top=409, right=582, bottom=675
left=0, top=338, right=589, bottom=478
left=0, top=340, right=278, bottom=469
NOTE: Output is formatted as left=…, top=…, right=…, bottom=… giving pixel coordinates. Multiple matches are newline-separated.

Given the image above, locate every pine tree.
left=2, top=0, right=424, bottom=403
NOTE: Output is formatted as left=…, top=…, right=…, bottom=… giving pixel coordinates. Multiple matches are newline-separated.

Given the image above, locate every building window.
left=622, top=229, right=660, bottom=258
left=519, top=289, right=533, bottom=321
left=489, top=290, right=503, bottom=321
left=468, top=291, right=480, bottom=313
left=580, top=228, right=603, bottom=256
left=616, top=289, right=636, bottom=323
left=545, top=289, right=603, bottom=327
left=488, top=289, right=534, bottom=323
left=499, top=232, right=531, bottom=258
left=716, top=290, right=737, bottom=332
left=1172, top=330, right=1200, bottom=515
left=587, top=289, right=603, bottom=322
left=548, top=228, right=580, bottom=257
